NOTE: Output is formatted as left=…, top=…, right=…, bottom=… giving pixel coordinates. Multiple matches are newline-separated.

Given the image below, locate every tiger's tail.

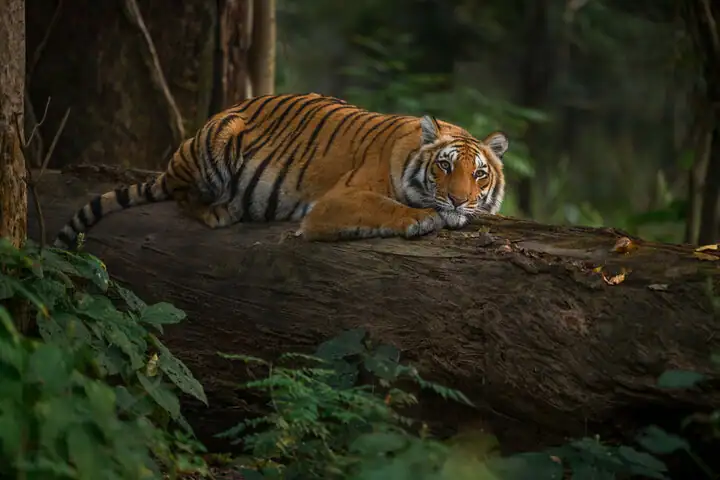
left=52, top=173, right=171, bottom=250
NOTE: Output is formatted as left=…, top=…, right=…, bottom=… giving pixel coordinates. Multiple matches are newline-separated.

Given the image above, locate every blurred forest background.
left=22, top=0, right=720, bottom=245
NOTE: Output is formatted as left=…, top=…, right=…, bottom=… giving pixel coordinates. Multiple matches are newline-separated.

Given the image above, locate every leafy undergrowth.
left=1, top=237, right=717, bottom=480
left=212, top=329, right=688, bottom=480
left=0, top=238, right=209, bottom=479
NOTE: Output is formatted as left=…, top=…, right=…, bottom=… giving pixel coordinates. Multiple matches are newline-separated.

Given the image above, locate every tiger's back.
left=53, top=93, right=508, bottom=248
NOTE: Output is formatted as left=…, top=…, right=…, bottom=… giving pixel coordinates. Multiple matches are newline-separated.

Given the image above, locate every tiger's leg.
left=177, top=199, right=239, bottom=229
left=299, top=189, right=445, bottom=241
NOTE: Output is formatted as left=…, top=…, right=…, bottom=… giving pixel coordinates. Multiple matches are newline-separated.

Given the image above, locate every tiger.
left=53, top=93, right=509, bottom=249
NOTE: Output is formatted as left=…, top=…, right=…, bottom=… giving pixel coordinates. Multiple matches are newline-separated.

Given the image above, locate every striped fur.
left=53, top=93, right=508, bottom=248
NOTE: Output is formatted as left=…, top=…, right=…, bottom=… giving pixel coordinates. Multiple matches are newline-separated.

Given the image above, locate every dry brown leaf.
left=696, top=244, right=719, bottom=252
left=693, top=251, right=719, bottom=261
left=602, top=267, right=630, bottom=286
left=612, top=236, right=636, bottom=254
left=648, top=284, right=669, bottom=291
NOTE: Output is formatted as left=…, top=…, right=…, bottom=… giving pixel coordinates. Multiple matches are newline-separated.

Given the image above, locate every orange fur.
left=53, top=93, right=509, bottom=248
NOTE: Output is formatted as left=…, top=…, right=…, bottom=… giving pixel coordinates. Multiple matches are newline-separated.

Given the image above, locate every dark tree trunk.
left=683, top=0, right=720, bottom=244
left=0, top=0, right=27, bottom=247
left=25, top=0, right=218, bottom=170
left=210, top=0, right=253, bottom=112
left=30, top=167, right=720, bottom=456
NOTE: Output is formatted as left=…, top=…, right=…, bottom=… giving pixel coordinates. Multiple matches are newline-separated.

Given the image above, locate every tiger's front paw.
left=400, top=210, right=445, bottom=238
left=439, top=211, right=469, bottom=230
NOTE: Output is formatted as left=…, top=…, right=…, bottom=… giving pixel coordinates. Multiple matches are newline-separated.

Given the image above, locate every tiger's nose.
left=448, top=194, right=468, bottom=207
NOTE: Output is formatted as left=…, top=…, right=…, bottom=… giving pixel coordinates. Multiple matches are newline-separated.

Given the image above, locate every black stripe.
left=265, top=142, right=302, bottom=221
left=89, top=196, right=103, bottom=221
left=77, top=207, right=90, bottom=227
left=244, top=96, right=324, bottom=155
left=115, top=187, right=131, bottom=208
left=228, top=94, right=277, bottom=115
left=271, top=102, right=332, bottom=157
left=240, top=154, right=275, bottom=221
left=246, top=94, right=294, bottom=124
left=346, top=116, right=403, bottom=184
left=321, top=109, right=366, bottom=156
left=378, top=121, right=414, bottom=158
left=295, top=143, right=318, bottom=190
left=347, top=113, right=383, bottom=151
left=298, top=105, right=357, bottom=160
left=259, top=98, right=332, bottom=157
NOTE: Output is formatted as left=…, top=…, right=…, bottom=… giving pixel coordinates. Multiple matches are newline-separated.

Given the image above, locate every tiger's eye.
left=438, top=160, right=451, bottom=171
left=473, top=170, right=487, bottom=180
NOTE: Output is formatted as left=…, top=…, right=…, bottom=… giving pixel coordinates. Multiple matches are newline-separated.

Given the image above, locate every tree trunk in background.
left=0, top=0, right=27, bottom=247
left=517, top=0, right=554, bottom=218
left=210, top=0, right=253, bottom=112
left=248, top=0, right=276, bottom=96
left=25, top=0, right=218, bottom=170
left=684, top=0, right=720, bottom=244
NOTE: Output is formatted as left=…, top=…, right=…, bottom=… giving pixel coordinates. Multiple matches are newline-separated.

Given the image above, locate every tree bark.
left=210, top=0, right=253, bottom=112
left=248, top=0, right=276, bottom=96
left=30, top=167, right=720, bottom=455
left=0, top=0, right=27, bottom=247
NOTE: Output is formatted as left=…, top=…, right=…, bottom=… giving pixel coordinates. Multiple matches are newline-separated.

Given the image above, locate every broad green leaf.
left=0, top=403, right=24, bottom=458
left=139, top=302, right=186, bottom=326
left=66, top=424, right=107, bottom=479
left=315, top=328, right=367, bottom=361
left=656, top=369, right=706, bottom=389
left=136, top=372, right=182, bottom=420
left=75, top=294, right=123, bottom=323
left=26, top=343, right=72, bottom=394
left=113, top=283, right=147, bottom=312
left=617, top=446, right=668, bottom=478
left=37, top=396, right=77, bottom=453
left=152, top=336, right=207, bottom=405
left=636, top=425, right=689, bottom=455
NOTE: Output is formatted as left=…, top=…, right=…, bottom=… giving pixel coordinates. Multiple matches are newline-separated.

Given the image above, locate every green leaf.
left=0, top=276, right=14, bottom=300
left=350, top=432, right=408, bottom=455
left=139, top=302, right=187, bottom=326
left=26, top=343, right=72, bottom=394
left=237, top=468, right=266, bottom=480
left=617, top=446, right=668, bottom=479
left=0, top=402, right=24, bottom=458
left=636, top=425, right=689, bottom=455
left=136, top=371, right=182, bottom=420
left=657, top=369, right=706, bottom=389
left=315, top=328, right=367, bottom=361
left=113, top=283, right=147, bottom=312
left=152, top=336, right=207, bottom=405
left=66, top=424, right=107, bottom=478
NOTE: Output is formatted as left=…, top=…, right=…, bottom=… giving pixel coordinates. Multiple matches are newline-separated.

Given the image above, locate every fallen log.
left=29, top=167, right=720, bottom=456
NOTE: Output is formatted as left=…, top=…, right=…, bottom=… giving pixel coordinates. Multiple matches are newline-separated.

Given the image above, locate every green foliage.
left=216, top=329, right=673, bottom=479
left=215, top=333, right=473, bottom=479
left=0, top=238, right=208, bottom=479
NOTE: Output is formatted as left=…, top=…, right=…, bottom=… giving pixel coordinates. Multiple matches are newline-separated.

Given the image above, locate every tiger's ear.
left=420, top=115, right=441, bottom=145
left=483, top=131, right=509, bottom=159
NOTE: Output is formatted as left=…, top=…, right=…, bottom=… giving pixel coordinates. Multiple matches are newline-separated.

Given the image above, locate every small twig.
left=26, top=0, right=64, bottom=85
left=12, top=103, right=70, bottom=249
left=26, top=97, right=51, bottom=149
left=700, top=0, right=720, bottom=55
left=119, top=0, right=186, bottom=143
left=40, top=108, right=70, bottom=178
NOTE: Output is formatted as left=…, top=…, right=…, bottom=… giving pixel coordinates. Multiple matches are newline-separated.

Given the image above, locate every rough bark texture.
left=29, top=168, right=720, bottom=456
left=25, top=0, right=217, bottom=170
left=0, top=0, right=27, bottom=247
left=210, top=0, right=253, bottom=111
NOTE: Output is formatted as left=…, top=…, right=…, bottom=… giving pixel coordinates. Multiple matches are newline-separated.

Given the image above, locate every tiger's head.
left=404, top=115, right=508, bottom=229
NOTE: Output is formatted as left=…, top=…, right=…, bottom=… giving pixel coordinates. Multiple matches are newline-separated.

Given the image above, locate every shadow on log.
left=29, top=167, right=720, bottom=455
